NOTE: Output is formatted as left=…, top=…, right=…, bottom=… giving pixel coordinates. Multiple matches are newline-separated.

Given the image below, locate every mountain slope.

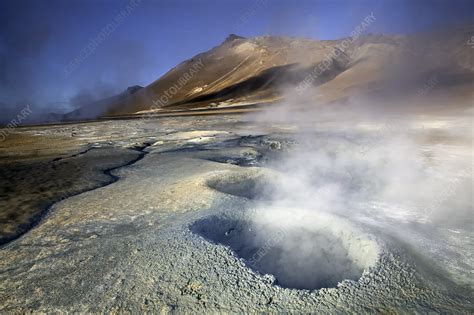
left=104, top=27, right=474, bottom=117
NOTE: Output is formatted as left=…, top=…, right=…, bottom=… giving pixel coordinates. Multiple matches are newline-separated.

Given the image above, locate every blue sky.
left=0, top=0, right=472, bottom=112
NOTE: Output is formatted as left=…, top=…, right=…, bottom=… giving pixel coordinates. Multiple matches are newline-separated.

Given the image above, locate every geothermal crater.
left=205, top=169, right=276, bottom=200
left=191, top=207, right=380, bottom=290
left=200, top=171, right=380, bottom=290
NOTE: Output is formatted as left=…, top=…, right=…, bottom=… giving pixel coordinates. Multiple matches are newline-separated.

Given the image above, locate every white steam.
left=245, top=94, right=473, bottom=288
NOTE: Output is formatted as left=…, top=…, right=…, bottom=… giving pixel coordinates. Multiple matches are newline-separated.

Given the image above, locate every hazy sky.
left=0, top=0, right=472, bottom=112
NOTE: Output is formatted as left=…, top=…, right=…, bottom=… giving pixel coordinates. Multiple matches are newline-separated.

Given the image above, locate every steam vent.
left=191, top=208, right=380, bottom=290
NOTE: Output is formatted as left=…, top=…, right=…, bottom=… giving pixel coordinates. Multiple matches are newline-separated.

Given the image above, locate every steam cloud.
left=243, top=93, right=472, bottom=288
left=243, top=34, right=473, bottom=286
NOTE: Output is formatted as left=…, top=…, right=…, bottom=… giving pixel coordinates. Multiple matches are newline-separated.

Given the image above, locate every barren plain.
left=0, top=112, right=472, bottom=313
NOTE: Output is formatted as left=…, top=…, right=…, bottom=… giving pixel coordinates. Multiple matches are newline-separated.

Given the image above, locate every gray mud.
left=0, top=115, right=472, bottom=313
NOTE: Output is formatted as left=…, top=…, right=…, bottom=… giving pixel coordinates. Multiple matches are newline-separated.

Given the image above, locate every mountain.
left=104, top=27, right=474, bottom=117
left=64, top=85, right=143, bottom=120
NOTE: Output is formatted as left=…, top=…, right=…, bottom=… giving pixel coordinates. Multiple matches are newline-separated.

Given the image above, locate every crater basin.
left=191, top=207, right=380, bottom=290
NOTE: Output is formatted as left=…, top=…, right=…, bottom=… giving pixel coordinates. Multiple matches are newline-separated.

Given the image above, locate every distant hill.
left=64, top=85, right=143, bottom=120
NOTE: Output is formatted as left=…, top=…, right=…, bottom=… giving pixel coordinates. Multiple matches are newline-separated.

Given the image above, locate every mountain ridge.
left=95, top=28, right=474, bottom=117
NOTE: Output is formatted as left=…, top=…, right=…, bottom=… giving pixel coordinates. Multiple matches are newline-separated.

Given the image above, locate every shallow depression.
left=191, top=208, right=380, bottom=290
left=205, top=169, right=277, bottom=200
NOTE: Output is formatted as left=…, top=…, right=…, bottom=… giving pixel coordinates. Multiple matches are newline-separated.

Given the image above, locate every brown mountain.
left=104, top=27, right=474, bottom=117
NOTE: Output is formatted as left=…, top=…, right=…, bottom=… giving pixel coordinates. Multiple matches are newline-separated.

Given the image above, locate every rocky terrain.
left=0, top=111, right=472, bottom=312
